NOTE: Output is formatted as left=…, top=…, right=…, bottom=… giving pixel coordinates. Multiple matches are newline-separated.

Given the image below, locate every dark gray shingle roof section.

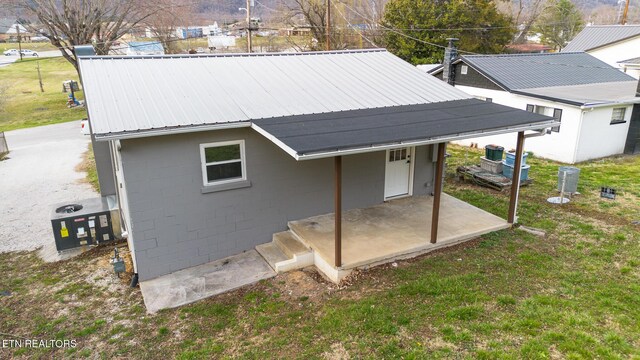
left=460, top=52, right=635, bottom=90
left=562, top=25, right=640, bottom=52
left=253, top=99, right=557, bottom=158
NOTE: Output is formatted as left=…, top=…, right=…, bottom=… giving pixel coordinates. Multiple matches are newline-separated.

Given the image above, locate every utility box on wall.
left=51, top=197, right=118, bottom=252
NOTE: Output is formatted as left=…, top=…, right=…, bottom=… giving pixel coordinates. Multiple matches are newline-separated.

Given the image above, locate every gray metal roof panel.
left=563, top=25, right=640, bottom=52
left=253, top=99, right=556, bottom=156
left=79, top=49, right=471, bottom=137
left=461, top=52, right=635, bottom=90
left=619, top=56, right=640, bottom=64
left=516, top=81, right=640, bottom=106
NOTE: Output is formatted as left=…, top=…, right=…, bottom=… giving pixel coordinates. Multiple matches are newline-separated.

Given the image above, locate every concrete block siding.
left=120, top=127, right=435, bottom=280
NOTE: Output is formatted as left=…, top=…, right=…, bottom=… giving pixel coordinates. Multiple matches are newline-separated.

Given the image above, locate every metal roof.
left=78, top=49, right=472, bottom=138
left=459, top=52, right=635, bottom=90
left=619, top=56, right=640, bottom=64
left=562, top=25, right=640, bottom=52
left=252, top=98, right=559, bottom=160
left=516, top=81, right=640, bottom=107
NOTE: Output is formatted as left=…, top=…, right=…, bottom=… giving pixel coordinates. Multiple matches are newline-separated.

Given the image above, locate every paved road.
left=0, top=121, right=97, bottom=252
left=0, top=50, right=63, bottom=67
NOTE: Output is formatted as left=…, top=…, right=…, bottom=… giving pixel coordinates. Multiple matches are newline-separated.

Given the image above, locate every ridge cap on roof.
left=462, top=52, right=587, bottom=59
left=78, top=48, right=389, bottom=60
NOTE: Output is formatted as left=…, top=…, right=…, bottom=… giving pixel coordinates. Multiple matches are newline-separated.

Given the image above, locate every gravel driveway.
left=0, top=121, right=97, bottom=252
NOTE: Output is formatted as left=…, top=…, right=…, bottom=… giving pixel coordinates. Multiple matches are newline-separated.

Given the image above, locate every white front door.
left=384, top=147, right=413, bottom=199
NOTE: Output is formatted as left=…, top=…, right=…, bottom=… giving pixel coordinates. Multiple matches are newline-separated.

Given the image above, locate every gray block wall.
left=120, top=127, right=435, bottom=280
left=91, top=137, right=116, bottom=196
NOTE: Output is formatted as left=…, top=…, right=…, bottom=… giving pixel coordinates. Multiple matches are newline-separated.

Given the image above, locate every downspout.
left=572, top=109, right=588, bottom=164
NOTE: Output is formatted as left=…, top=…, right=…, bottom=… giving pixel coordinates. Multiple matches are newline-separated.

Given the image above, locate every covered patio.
left=253, top=97, right=560, bottom=282
left=289, top=193, right=509, bottom=270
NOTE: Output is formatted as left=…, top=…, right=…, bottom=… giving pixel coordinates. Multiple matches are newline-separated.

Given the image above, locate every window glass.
left=611, top=108, right=626, bottom=124
left=205, top=144, right=240, bottom=163
left=206, top=162, right=242, bottom=182
left=201, top=141, right=245, bottom=185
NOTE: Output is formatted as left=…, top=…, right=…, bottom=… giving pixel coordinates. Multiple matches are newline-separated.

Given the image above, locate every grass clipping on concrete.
left=1, top=145, right=639, bottom=358
left=0, top=57, right=86, bottom=132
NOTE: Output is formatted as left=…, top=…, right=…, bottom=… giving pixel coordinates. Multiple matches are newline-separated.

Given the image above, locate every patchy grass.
left=1, top=145, right=639, bottom=358
left=0, top=57, right=86, bottom=132
left=75, top=144, right=100, bottom=193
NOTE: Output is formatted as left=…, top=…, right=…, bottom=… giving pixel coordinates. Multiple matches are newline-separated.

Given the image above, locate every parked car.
left=81, top=119, right=90, bottom=135
left=20, top=49, right=39, bottom=57
left=196, top=47, right=206, bottom=53
left=3, top=49, right=19, bottom=56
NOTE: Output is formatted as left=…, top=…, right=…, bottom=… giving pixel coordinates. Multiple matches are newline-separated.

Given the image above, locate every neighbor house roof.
left=459, top=52, right=633, bottom=89
left=562, top=25, right=640, bottom=52
left=432, top=52, right=639, bottom=107
left=619, top=56, right=640, bottom=64
left=78, top=49, right=471, bottom=137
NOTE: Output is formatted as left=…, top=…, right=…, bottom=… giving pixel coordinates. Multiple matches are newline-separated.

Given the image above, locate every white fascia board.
left=94, top=122, right=252, bottom=141
left=250, top=123, right=300, bottom=160
left=580, top=98, right=640, bottom=109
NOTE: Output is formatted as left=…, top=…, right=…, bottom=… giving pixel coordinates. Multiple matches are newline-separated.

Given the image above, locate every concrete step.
left=273, top=230, right=310, bottom=258
left=255, top=242, right=289, bottom=271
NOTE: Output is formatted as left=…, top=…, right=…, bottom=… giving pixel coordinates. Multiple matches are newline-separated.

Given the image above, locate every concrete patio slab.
left=289, top=193, right=509, bottom=272
left=139, top=250, right=276, bottom=313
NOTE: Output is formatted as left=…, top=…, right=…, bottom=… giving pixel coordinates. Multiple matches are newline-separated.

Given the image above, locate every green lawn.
left=1, top=146, right=639, bottom=359
left=0, top=56, right=86, bottom=132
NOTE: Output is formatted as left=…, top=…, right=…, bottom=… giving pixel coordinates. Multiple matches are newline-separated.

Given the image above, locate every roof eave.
left=93, top=121, right=252, bottom=141
left=294, top=119, right=561, bottom=161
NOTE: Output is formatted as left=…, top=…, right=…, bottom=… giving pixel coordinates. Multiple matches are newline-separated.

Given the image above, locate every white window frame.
left=610, top=107, right=627, bottom=125
left=461, top=65, right=468, bottom=75
left=199, top=140, right=247, bottom=187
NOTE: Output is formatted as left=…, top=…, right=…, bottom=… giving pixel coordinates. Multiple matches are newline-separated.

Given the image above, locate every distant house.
left=430, top=52, right=640, bottom=162
left=125, top=41, right=165, bottom=56
left=0, top=19, right=31, bottom=42
left=78, top=49, right=556, bottom=298
left=563, top=25, right=640, bottom=78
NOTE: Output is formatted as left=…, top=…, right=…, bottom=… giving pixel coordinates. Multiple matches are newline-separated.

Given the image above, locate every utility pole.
left=326, top=0, right=331, bottom=51
left=16, top=25, right=23, bottom=61
left=36, top=60, right=44, bottom=92
left=621, top=0, right=630, bottom=25
left=246, top=0, right=252, bottom=53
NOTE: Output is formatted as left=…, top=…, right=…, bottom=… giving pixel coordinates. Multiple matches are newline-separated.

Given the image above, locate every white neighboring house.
left=430, top=52, right=640, bottom=163
left=562, top=25, right=640, bottom=79
left=618, top=57, right=640, bottom=79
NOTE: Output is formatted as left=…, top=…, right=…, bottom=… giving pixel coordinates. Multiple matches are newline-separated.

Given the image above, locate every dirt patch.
left=322, top=342, right=350, bottom=360
left=272, top=268, right=335, bottom=303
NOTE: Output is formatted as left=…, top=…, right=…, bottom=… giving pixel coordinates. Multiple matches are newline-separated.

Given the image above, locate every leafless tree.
left=143, top=0, right=195, bottom=54
left=277, top=0, right=384, bottom=51
left=21, top=0, right=161, bottom=74
left=497, top=0, right=547, bottom=44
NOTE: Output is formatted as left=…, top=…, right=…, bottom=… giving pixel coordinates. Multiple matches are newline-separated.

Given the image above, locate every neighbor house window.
left=200, top=140, right=246, bottom=186
left=552, top=108, right=562, bottom=132
left=461, top=65, right=468, bottom=75
left=527, top=104, right=562, bottom=132
left=610, top=107, right=626, bottom=125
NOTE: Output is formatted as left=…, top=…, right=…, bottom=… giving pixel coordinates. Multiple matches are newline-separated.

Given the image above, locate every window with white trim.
left=527, top=104, right=562, bottom=132
left=610, top=107, right=626, bottom=125
left=200, top=140, right=246, bottom=186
